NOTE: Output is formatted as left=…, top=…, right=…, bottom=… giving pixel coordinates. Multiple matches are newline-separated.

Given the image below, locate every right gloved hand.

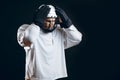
left=33, top=4, right=50, bottom=27
left=55, top=6, right=72, bottom=28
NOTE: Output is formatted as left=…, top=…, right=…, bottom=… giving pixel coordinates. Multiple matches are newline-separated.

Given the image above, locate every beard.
left=34, top=21, right=57, bottom=33
left=41, top=24, right=57, bottom=33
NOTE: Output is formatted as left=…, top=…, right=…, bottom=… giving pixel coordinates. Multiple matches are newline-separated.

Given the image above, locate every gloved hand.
left=33, top=4, right=50, bottom=27
left=55, top=6, right=72, bottom=28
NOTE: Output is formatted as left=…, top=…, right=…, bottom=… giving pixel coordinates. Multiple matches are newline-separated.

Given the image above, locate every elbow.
left=75, top=32, right=83, bottom=44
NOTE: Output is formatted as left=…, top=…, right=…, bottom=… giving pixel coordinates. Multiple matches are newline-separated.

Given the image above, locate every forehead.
left=45, top=17, right=56, bottom=20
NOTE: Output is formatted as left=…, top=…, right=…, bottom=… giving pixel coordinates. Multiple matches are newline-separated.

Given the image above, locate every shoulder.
left=17, top=23, right=40, bottom=33
left=27, top=23, right=40, bottom=31
left=53, top=24, right=65, bottom=37
left=17, top=24, right=29, bottom=33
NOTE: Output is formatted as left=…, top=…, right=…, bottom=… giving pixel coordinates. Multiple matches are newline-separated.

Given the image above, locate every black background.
left=0, top=0, right=119, bottom=80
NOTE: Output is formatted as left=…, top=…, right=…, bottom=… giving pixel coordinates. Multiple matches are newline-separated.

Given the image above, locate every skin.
left=23, top=38, right=31, bottom=47
left=43, top=17, right=56, bottom=30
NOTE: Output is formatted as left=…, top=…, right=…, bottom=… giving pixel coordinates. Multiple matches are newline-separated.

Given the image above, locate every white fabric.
left=17, top=23, right=82, bottom=80
left=47, top=5, right=57, bottom=18
left=38, top=4, right=57, bottom=18
left=17, top=24, right=29, bottom=47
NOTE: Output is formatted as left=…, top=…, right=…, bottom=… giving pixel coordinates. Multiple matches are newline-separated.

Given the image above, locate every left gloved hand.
left=55, top=6, right=72, bottom=28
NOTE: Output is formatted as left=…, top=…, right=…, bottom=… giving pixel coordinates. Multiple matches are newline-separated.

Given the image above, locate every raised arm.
left=55, top=6, right=82, bottom=49
left=63, top=25, right=82, bottom=49
left=17, top=24, right=39, bottom=47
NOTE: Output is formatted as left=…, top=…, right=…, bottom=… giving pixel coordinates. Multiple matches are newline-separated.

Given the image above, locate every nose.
left=49, top=23, right=54, bottom=27
left=49, top=21, right=54, bottom=27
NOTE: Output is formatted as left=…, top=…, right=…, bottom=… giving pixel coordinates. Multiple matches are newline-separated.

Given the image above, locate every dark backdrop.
left=0, top=0, right=119, bottom=80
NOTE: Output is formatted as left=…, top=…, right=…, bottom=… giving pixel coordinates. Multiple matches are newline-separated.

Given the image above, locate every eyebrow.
left=46, top=19, right=55, bottom=21
left=46, top=17, right=55, bottom=20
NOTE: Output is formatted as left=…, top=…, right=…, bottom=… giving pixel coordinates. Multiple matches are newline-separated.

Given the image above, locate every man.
left=17, top=4, right=82, bottom=80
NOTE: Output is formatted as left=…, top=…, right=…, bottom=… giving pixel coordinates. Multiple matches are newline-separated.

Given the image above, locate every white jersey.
left=17, top=23, right=82, bottom=80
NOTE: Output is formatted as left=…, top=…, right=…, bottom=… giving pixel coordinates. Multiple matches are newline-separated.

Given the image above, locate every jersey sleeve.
left=17, top=24, right=29, bottom=47
left=17, top=24, right=40, bottom=47
left=63, top=25, right=82, bottom=49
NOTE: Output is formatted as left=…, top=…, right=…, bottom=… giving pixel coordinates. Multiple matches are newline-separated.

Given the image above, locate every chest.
left=37, top=30, right=63, bottom=47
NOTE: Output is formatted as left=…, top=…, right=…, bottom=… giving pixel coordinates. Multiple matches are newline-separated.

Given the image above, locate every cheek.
left=52, top=22, right=55, bottom=25
left=44, top=22, right=49, bottom=26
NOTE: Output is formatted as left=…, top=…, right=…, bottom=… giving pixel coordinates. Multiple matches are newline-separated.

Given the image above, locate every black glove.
left=33, top=4, right=50, bottom=27
left=55, top=6, right=72, bottom=28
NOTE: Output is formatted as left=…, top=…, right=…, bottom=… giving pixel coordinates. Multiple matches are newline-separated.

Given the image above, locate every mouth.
left=43, top=26, right=53, bottom=30
left=42, top=25, right=56, bottom=33
left=48, top=26, right=54, bottom=30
